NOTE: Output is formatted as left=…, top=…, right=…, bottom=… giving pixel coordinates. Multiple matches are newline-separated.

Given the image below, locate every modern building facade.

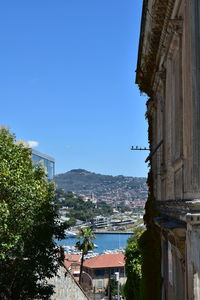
left=137, top=1, right=200, bottom=299
left=32, top=149, right=55, bottom=180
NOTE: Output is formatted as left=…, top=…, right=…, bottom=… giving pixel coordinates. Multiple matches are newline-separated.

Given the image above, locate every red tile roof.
left=83, top=254, right=125, bottom=269
left=64, top=254, right=81, bottom=268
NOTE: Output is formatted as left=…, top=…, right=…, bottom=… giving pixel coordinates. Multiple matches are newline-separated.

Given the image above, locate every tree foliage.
left=137, top=170, right=161, bottom=300
left=0, top=127, right=65, bottom=299
left=123, top=100, right=162, bottom=300
left=124, top=228, right=145, bottom=300
left=75, top=227, right=95, bottom=284
left=63, top=217, right=76, bottom=228
left=136, top=99, right=162, bottom=300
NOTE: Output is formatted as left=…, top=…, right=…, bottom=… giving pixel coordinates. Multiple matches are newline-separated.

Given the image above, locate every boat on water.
left=65, top=231, right=77, bottom=238
left=62, top=245, right=98, bottom=258
left=63, top=245, right=82, bottom=255
left=103, top=248, right=125, bottom=254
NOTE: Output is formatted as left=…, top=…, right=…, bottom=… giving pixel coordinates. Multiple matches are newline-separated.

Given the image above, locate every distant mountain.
left=54, top=169, right=147, bottom=202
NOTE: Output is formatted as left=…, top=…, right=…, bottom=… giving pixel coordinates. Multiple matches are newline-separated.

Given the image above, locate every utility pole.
left=115, top=272, right=120, bottom=300
left=108, top=270, right=111, bottom=300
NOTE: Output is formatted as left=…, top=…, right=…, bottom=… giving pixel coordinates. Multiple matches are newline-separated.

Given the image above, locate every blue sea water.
left=56, top=233, right=133, bottom=254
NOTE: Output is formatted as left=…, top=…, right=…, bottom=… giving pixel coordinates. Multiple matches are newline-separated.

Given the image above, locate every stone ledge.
left=156, top=199, right=200, bottom=221
left=157, top=199, right=200, bottom=210
left=185, top=213, right=200, bottom=224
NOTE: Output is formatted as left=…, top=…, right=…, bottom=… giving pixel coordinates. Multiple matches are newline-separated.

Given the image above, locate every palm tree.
left=75, top=227, right=95, bottom=284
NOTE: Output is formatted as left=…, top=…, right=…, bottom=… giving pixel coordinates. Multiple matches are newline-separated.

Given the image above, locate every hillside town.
left=80, top=193, right=146, bottom=212
left=54, top=169, right=148, bottom=203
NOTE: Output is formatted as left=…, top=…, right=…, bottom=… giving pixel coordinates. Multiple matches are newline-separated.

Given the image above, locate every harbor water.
left=56, top=233, right=133, bottom=254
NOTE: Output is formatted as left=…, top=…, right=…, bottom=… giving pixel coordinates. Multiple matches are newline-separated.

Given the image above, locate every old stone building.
left=137, top=0, right=200, bottom=299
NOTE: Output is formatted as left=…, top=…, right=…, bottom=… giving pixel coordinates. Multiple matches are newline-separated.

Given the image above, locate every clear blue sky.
left=0, top=0, right=148, bottom=177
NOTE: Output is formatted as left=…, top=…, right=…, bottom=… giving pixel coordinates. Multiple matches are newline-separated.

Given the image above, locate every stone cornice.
left=136, top=0, right=176, bottom=96
left=157, top=199, right=200, bottom=220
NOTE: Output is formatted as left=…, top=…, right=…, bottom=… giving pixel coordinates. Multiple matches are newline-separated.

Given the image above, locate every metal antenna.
left=131, top=146, right=150, bottom=151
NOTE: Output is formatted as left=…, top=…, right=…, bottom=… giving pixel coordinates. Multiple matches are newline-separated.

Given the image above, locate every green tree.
left=64, top=217, right=76, bottom=228
left=75, top=227, right=95, bottom=284
left=109, top=278, right=118, bottom=297
left=54, top=189, right=113, bottom=222
left=0, top=127, right=65, bottom=299
left=124, top=228, right=145, bottom=300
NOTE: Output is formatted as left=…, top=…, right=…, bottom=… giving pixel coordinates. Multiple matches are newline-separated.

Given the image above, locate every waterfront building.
left=91, top=216, right=108, bottom=229
left=137, top=0, right=200, bottom=299
left=32, top=149, right=55, bottom=180
left=82, top=253, right=126, bottom=292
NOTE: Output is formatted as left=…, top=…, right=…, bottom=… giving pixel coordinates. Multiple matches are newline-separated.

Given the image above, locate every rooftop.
left=32, top=149, right=55, bottom=162
left=83, top=253, right=125, bottom=269
left=64, top=254, right=81, bottom=269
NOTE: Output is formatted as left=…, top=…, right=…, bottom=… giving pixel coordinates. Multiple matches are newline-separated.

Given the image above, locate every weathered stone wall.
left=186, top=216, right=200, bottom=300
left=137, top=0, right=200, bottom=299
left=49, top=264, right=90, bottom=300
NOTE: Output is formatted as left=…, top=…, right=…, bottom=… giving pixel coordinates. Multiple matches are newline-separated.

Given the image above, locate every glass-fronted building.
left=32, top=149, right=55, bottom=180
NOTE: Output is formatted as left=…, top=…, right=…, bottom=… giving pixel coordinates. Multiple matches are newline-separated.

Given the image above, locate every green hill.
left=54, top=169, right=147, bottom=202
